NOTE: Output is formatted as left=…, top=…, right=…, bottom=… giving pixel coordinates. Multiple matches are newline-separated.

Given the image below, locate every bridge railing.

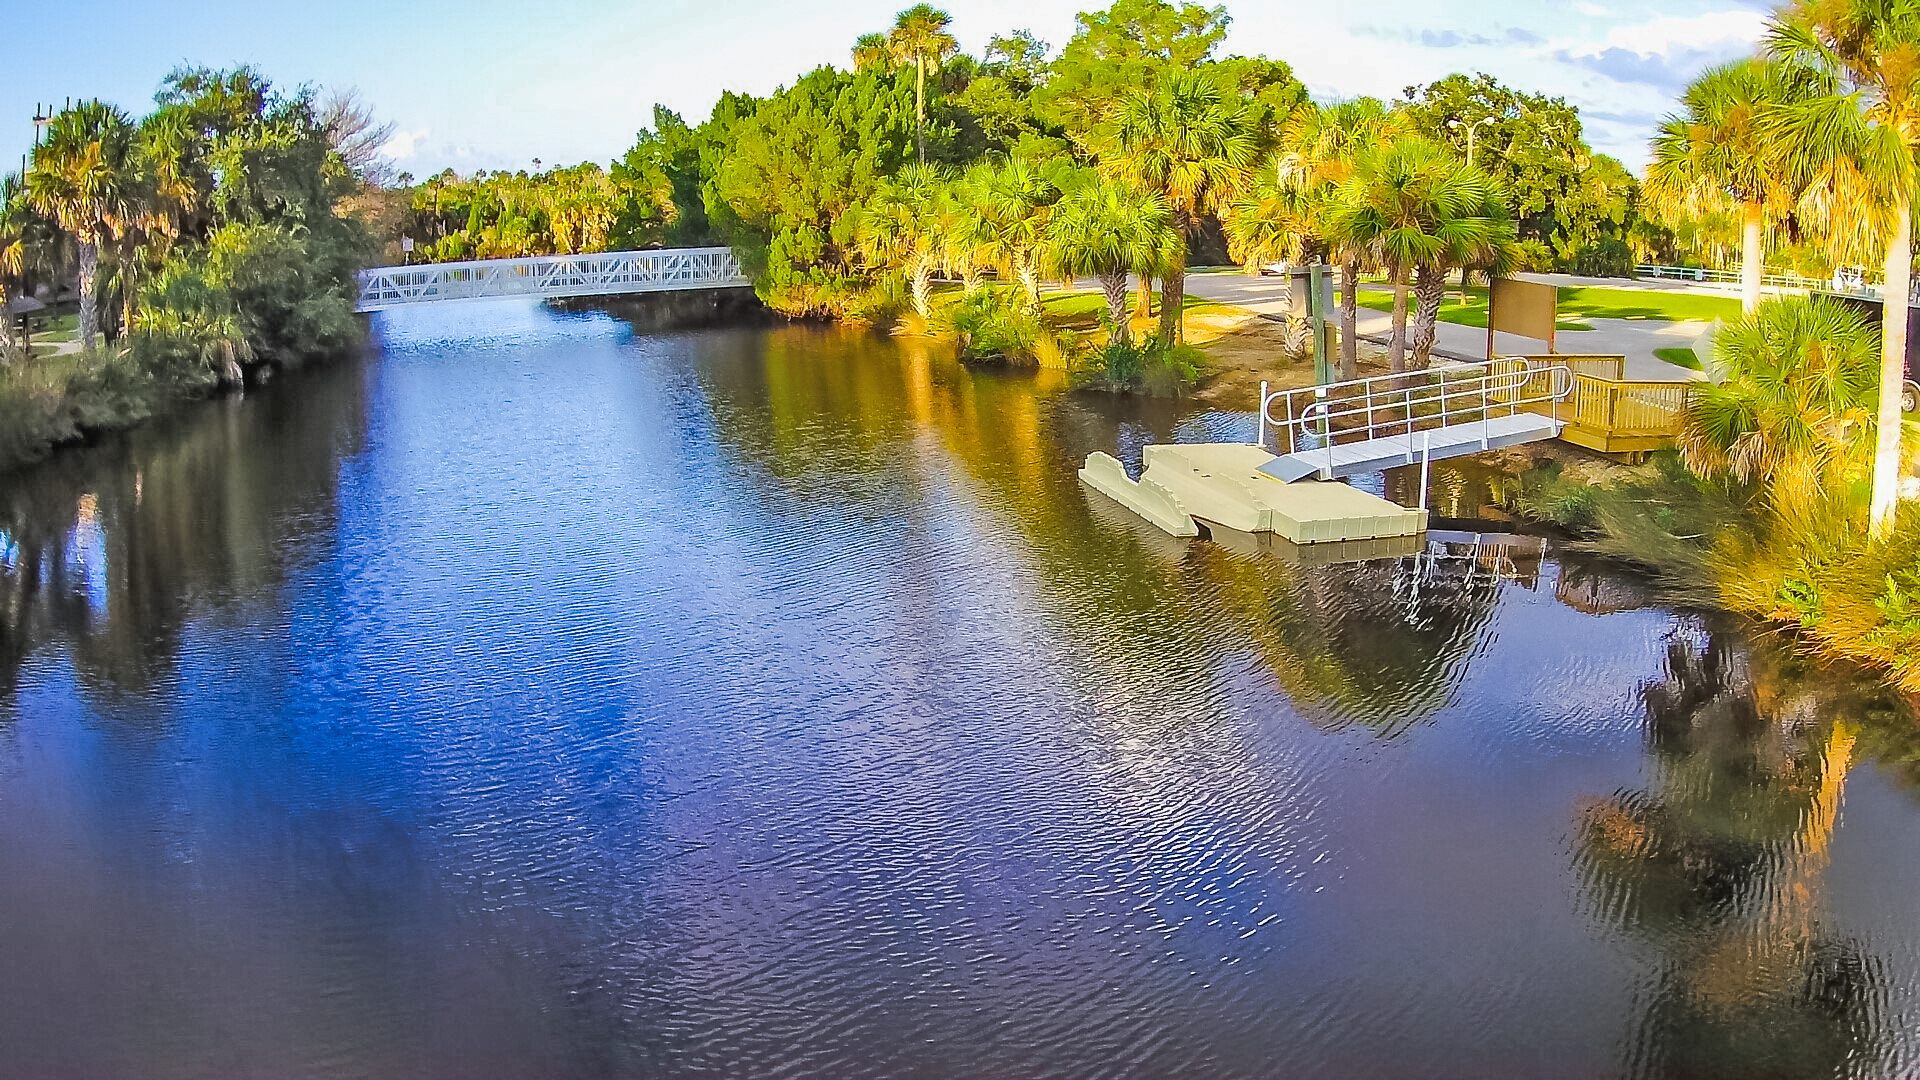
left=1257, top=360, right=1574, bottom=458
left=355, top=247, right=750, bottom=311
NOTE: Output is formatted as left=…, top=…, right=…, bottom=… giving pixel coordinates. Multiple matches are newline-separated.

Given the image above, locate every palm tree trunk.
left=1159, top=229, right=1187, bottom=349
left=1098, top=269, right=1130, bottom=347
left=1871, top=198, right=1910, bottom=535
left=1339, top=255, right=1359, bottom=381
left=911, top=254, right=934, bottom=321
left=1388, top=264, right=1410, bottom=374
left=1134, top=273, right=1152, bottom=320
left=122, top=257, right=138, bottom=347
left=1017, top=258, right=1040, bottom=309
left=1410, top=264, right=1446, bottom=371
left=916, top=60, right=927, bottom=166
left=1740, top=200, right=1764, bottom=315
left=76, top=240, right=99, bottom=352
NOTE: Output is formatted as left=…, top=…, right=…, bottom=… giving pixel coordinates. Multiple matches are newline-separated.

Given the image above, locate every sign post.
left=1292, top=264, right=1336, bottom=384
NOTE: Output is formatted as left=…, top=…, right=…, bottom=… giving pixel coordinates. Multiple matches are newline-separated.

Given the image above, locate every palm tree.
left=23, top=100, right=139, bottom=352
left=134, top=264, right=254, bottom=385
left=1680, top=294, right=1880, bottom=513
left=1039, top=179, right=1178, bottom=347
left=852, top=33, right=891, bottom=75
left=1329, top=135, right=1487, bottom=373
left=1094, top=67, right=1255, bottom=348
left=1409, top=177, right=1515, bottom=370
left=954, top=156, right=1060, bottom=306
left=0, top=174, right=28, bottom=356
left=1646, top=58, right=1829, bottom=314
left=854, top=163, right=952, bottom=321
left=1767, top=1, right=1920, bottom=535
left=1257, top=98, right=1398, bottom=379
left=886, top=5, right=958, bottom=166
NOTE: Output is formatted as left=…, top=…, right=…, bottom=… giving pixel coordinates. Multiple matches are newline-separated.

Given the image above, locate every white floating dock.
left=1081, top=443, right=1427, bottom=544
left=1078, top=452, right=1198, bottom=537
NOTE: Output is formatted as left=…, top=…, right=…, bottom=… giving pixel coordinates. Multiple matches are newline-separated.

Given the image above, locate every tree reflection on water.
left=1574, top=619, right=1912, bottom=1078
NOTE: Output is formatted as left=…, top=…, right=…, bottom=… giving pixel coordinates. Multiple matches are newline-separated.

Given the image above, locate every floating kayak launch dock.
left=1079, top=444, right=1426, bottom=544
left=1080, top=359, right=1575, bottom=542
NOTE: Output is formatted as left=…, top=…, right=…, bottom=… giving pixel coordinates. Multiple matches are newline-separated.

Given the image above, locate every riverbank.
left=1500, top=449, right=1920, bottom=697
left=0, top=348, right=164, bottom=475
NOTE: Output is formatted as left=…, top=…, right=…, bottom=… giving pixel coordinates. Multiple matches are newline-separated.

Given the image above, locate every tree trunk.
left=916, top=61, right=927, bottom=166
left=1740, top=200, right=1764, bottom=315
left=1098, top=269, right=1130, bottom=346
left=76, top=240, right=99, bottom=353
left=0, top=284, right=14, bottom=362
left=1339, top=254, right=1359, bottom=381
left=1159, top=236, right=1187, bottom=349
left=911, top=255, right=934, bottom=321
left=1388, top=264, right=1410, bottom=374
left=1016, top=257, right=1041, bottom=308
left=1410, top=264, right=1446, bottom=371
left=1134, top=273, right=1153, bottom=319
left=1152, top=220, right=1182, bottom=345
left=122, top=256, right=138, bottom=346
left=1871, top=198, right=1910, bottom=535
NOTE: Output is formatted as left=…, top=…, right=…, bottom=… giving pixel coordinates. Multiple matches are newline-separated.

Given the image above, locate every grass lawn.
left=1654, top=346, right=1703, bottom=371
left=1558, top=286, right=1741, bottom=322
left=1355, top=287, right=1594, bottom=331
left=1042, top=289, right=1230, bottom=322
left=28, top=313, right=79, bottom=343
left=1354, top=281, right=1740, bottom=331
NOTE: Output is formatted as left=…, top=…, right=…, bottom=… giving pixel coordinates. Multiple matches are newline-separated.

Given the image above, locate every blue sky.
left=0, top=0, right=1774, bottom=178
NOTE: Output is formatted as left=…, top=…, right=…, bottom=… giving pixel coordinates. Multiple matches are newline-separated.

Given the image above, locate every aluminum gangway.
left=1256, top=360, right=1573, bottom=482
left=354, top=247, right=751, bottom=312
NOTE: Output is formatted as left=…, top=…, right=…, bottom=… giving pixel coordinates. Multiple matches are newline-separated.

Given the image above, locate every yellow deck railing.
left=1498, top=356, right=1695, bottom=454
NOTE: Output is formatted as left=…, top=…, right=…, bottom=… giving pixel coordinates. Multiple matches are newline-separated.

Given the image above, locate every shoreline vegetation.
left=0, top=68, right=376, bottom=474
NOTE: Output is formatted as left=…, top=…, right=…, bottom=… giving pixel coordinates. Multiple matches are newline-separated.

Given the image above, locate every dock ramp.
left=1258, top=361, right=1571, bottom=481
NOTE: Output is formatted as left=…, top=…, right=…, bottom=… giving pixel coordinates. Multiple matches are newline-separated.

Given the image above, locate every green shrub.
left=1561, top=237, right=1635, bottom=279
left=0, top=350, right=156, bottom=472
left=1072, top=339, right=1202, bottom=396
left=846, top=269, right=910, bottom=330
left=945, top=285, right=1041, bottom=363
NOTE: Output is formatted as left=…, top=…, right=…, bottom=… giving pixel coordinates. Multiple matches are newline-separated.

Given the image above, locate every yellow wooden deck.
left=1505, top=358, right=1695, bottom=456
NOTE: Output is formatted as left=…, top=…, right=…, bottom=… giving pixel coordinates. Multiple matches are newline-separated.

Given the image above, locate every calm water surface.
left=2, top=299, right=1919, bottom=1079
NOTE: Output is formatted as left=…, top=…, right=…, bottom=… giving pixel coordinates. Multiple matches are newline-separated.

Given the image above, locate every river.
left=1, top=298, right=1917, bottom=1079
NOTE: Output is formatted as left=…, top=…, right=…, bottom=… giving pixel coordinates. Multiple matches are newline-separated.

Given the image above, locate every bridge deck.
left=356, top=247, right=750, bottom=312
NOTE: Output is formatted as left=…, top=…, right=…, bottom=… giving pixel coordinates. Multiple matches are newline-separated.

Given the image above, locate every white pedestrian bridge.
left=354, top=247, right=751, bottom=312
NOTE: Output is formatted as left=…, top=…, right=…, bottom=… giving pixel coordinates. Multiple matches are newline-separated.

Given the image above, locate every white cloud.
left=379, top=127, right=430, bottom=160
left=1575, top=8, right=1766, bottom=58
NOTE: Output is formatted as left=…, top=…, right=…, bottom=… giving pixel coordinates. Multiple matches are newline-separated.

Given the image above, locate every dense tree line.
left=381, top=0, right=1654, bottom=373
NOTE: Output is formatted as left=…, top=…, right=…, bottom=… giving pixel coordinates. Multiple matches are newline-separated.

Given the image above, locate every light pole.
left=1448, top=115, right=1497, bottom=167
left=1447, top=116, right=1500, bottom=305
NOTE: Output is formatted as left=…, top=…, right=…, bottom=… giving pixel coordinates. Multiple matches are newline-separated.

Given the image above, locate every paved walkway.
left=1182, top=270, right=1706, bottom=382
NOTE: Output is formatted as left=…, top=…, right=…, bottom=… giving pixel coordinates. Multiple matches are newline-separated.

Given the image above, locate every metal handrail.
left=1632, top=262, right=1886, bottom=299
left=1256, top=361, right=1574, bottom=464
